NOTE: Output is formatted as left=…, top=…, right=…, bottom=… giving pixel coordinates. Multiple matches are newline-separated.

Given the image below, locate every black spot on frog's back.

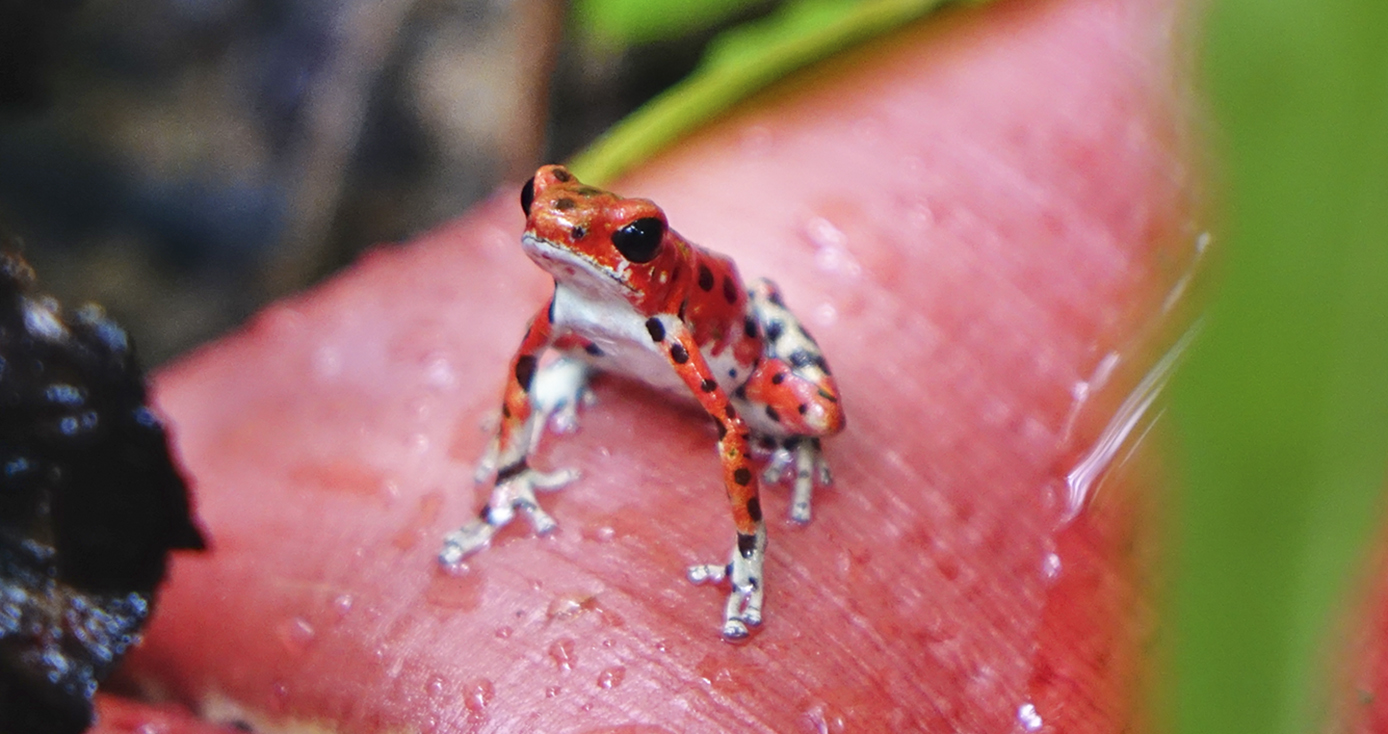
left=698, top=264, right=714, bottom=291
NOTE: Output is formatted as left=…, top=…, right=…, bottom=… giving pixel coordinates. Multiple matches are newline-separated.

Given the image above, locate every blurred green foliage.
left=573, top=0, right=770, bottom=47
left=1173, top=0, right=1388, bottom=732
left=569, top=0, right=973, bottom=184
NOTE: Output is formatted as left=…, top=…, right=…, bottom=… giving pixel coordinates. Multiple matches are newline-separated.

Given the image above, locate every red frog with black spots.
left=440, top=165, right=845, bottom=639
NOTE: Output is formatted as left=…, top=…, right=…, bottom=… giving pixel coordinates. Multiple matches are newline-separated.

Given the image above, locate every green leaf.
left=574, top=0, right=770, bottom=48
left=1173, top=1, right=1388, bottom=732
left=569, top=0, right=980, bottom=185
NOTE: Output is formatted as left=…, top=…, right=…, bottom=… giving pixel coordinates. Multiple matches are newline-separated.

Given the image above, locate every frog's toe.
left=722, top=618, right=750, bottom=640
left=719, top=581, right=764, bottom=641
left=529, top=466, right=580, bottom=492
left=687, top=562, right=729, bottom=585
left=518, top=499, right=559, bottom=535
left=439, top=520, right=498, bottom=567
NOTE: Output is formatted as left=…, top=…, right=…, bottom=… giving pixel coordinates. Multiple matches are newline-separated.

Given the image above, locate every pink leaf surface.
left=113, top=0, right=1198, bottom=731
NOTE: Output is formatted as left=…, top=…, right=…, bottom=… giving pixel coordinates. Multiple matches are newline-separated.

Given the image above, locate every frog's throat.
left=521, top=233, right=634, bottom=295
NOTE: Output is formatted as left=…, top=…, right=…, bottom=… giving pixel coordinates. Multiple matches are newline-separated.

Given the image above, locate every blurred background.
left=0, top=0, right=781, bottom=363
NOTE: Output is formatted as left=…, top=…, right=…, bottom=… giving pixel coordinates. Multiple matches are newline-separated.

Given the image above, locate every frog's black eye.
left=520, top=177, right=535, bottom=216
left=611, top=217, right=664, bottom=263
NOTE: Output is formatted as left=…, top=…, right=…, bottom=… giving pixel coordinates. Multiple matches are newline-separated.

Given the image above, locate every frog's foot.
left=761, top=437, right=832, bottom=524
left=687, top=527, right=767, bottom=640
left=440, top=462, right=579, bottom=568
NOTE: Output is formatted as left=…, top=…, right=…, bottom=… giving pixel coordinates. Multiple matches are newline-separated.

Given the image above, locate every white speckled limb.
left=530, top=355, right=594, bottom=437
left=687, top=526, right=767, bottom=640
left=762, top=438, right=832, bottom=523
left=472, top=356, right=592, bottom=483
left=439, top=465, right=579, bottom=567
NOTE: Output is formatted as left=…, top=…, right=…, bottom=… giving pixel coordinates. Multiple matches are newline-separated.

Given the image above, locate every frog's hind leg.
left=742, top=279, right=844, bottom=523
left=760, top=437, right=832, bottom=523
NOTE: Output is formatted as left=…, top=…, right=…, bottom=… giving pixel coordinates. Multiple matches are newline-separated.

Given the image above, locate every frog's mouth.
left=521, top=233, right=632, bottom=293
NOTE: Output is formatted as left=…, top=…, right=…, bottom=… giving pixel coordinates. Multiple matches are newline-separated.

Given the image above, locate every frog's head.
left=519, top=165, right=679, bottom=301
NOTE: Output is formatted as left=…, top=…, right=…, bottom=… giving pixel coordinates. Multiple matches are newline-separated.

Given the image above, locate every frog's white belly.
left=550, top=283, right=743, bottom=397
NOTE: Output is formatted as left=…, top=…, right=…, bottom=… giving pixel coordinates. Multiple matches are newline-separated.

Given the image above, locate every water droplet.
left=440, top=559, right=472, bottom=577
left=598, top=607, right=625, bottom=628
left=654, top=640, right=669, bottom=653
left=411, top=399, right=433, bottom=421
left=1017, top=702, right=1043, bottom=731
left=463, top=678, right=495, bottom=720
left=806, top=216, right=846, bottom=249
left=333, top=594, right=354, bottom=617
left=803, top=217, right=862, bottom=279
left=425, top=675, right=446, bottom=696
left=549, top=638, right=577, bottom=670
left=278, top=617, right=316, bottom=653
left=269, top=681, right=290, bottom=713
left=814, top=302, right=838, bottom=327
left=1195, top=230, right=1212, bottom=254
left=596, top=666, right=626, bottom=689
left=545, top=685, right=561, bottom=699
left=495, top=626, right=513, bottom=639
left=695, top=654, right=736, bottom=690
left=906, top=200, right=936, bottom=229
left=1042, top=553, right=1062, bottom=581
left=601, top=638, right=615, bottom=648
left=595, top=526, right=616, bottom=543
left=426, top=356, right=457, bottom=389
left=805, top=701, right=847, bottom=734
left=547, top=593, right=595, bottom=620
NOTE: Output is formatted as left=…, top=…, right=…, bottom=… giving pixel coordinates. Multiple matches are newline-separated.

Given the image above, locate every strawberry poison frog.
left=439, top=165, right=845, bottom=639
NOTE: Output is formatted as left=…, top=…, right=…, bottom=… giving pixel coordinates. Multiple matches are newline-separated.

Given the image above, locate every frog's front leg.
left=440, top=299, right=579, bottom=567
left=646, top=314, right=768, bottom=639
left=687, top=525, right=766, bottom=638
left=470, top=354, right=592, bottom=482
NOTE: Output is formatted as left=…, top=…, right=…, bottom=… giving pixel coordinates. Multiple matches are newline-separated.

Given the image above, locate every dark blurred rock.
left=0, top=244, right=205, bottom=734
